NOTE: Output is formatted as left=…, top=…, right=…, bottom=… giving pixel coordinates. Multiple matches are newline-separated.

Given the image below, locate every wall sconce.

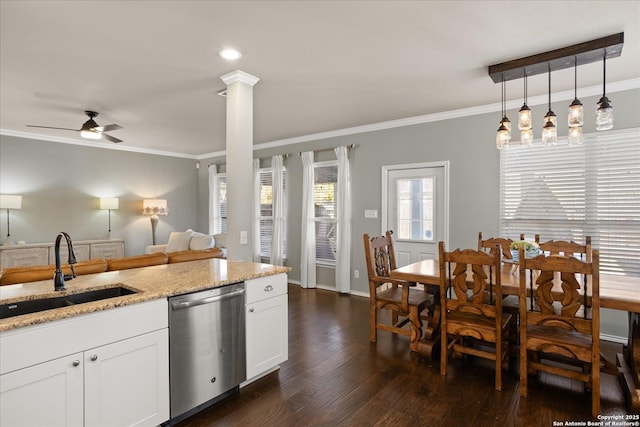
left=0, top=194, right=23, bottom=246
left=99, top=197, right=119, bottom=237
left=142, top=199, right=168, bottom=245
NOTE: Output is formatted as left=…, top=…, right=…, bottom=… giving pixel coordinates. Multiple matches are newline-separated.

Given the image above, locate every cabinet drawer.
left=245, top=274, right=287, bottom=304
left=1, top=247, right=48, bottom=269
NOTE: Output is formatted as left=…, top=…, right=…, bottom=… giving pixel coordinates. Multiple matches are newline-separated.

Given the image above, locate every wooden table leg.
left=617, top=312, right=640, bottom=413
left=414, top=284, right=441, bottom=359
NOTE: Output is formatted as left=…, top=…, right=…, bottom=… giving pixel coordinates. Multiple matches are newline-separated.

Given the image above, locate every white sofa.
left=146, top=230, right=228, bottom=258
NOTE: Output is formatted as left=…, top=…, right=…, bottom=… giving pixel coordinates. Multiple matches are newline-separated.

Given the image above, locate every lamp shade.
left=142, top=199, right=168, bottom=215
left=99, top=197, right=119, bottom=210
left=0, top=195, right=22, bottom=210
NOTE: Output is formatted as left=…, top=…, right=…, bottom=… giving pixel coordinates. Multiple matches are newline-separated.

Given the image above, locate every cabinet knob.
left=72, top=360, right=80, bottom=367
left=249, top=308, right=254, bottom=313
left=264, top=285, right=274, bottom=292
left=90, top=355, right=98, bottom=361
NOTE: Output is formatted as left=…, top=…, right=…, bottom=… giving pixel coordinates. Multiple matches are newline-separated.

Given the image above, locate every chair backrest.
left=363, top=230, right=397, bottom=281
left=534, top=235, right=592, bottom=262
left=519, top=248, right=599, bottom=334
left=478, top=232, right=524, bottom=261
left=439, top=241, right=503, bottom=316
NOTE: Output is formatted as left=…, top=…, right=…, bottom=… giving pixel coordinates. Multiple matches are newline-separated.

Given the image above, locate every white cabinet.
left=0, top=299, right=169, bottom=427
left=0, top=239, right=124, bottom=271
left=85, top=329, right=169, bottom=427
left=0, top=353, right=84, bottom=427
left=245, top=274, right=288, bottom=381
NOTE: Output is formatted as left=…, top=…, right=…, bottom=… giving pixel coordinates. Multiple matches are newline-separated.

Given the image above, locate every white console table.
left=0, top=239, right=124, bottom=271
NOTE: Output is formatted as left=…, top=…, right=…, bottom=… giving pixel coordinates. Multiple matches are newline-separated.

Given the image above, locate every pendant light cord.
left=547, top=63, right=551, bottom=111
left=574, top=57, right=578, bottom=99
left=603, top=52, right=607, bottom=97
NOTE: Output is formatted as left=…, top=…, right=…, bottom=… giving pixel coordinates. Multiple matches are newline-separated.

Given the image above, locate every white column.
left=220, top=70, right=259, bottom=261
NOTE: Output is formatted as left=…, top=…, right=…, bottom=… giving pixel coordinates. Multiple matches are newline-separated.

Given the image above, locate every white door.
left=383, top=162, right=448, bottom=267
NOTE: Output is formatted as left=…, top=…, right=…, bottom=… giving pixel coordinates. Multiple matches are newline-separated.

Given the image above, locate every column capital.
left=220, top=70, right=260, bottom=87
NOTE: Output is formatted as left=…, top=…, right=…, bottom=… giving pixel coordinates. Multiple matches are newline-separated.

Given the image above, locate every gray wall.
left=0, top=136, right=200, bottom=256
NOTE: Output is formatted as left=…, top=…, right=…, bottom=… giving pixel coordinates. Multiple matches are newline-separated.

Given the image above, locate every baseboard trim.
left=287, top=280, right=369, bottom=298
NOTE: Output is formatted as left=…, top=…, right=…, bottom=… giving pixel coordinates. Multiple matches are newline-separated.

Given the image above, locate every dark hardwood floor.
left=176, top=284, right=629, bottom=426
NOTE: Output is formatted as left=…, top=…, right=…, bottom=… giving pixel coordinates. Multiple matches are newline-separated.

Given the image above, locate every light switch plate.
left=364, top=209, right=378, bottom=219
left=240, top=230, right=248, bottom=244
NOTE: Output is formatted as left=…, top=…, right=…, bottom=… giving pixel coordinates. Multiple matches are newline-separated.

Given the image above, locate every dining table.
left=390, top=258, right=640, bottom=412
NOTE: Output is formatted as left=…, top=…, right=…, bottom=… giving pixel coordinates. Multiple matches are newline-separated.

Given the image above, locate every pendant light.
left=596, top=52, right=613, bottom=131
left=568, top=57, right=584, bottom=145
left=541, top=64, right=557, bottom=145
left=518, top=70, right=532, bottom=133
left=496, top=76, right=511, bottom=149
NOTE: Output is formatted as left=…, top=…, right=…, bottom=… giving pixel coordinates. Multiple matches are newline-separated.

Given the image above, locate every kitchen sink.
left=0, top=286, right=137, bottom=320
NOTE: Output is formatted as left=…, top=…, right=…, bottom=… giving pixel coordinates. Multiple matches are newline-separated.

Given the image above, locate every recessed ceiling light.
left=219, top=48, right=242, bottom=60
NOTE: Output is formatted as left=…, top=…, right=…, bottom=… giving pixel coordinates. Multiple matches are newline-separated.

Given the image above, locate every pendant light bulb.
left=568, top=125, right=584, bottom=146
left=596, top=53, right=613, bottom=131
left=568, top=57, right=584, bottom=127
left=520, top=128, right=533, bottom=147
left=541, top=65, right=557, bottom=145
left=496, top=77, right=510, bottom=149
left=518, top=71, right=532, bottom=131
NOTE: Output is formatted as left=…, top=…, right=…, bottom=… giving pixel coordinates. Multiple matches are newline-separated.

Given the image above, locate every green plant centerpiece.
left=510, top=240, right=540, bottom=261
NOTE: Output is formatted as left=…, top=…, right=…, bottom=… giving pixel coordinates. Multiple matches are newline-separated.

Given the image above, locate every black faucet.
left=53, top=232, right=77, bottom=291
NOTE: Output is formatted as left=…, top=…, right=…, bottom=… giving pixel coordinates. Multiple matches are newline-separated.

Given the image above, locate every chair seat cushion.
left=377, top=286, right=432, bottom=307
left=525, top=323, right=593, bottom=361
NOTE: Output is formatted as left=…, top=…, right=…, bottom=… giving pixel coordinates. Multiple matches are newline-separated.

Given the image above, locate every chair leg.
left=392, top=310, right=399, bottom=327
left=495, top=337, right=503, bottom=391
left=370, top=303, right=377, bottom=343
left=520, top=342, right=528, bottom=397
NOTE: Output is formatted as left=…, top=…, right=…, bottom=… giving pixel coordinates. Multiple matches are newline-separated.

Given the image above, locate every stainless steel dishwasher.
left=168, top=282, right=246, bottom=421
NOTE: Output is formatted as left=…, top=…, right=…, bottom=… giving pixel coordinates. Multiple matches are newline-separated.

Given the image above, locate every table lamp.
left=142, top=199, right=168, bottom=245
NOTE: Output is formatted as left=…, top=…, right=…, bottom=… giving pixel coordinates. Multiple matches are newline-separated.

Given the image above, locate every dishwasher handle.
left=170, top=288, right=245, bottom=311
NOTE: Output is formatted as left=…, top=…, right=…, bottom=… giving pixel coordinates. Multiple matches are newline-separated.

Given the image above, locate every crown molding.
left=220, top=70, right=260, bottom=86
left=0, top=129, right=198, bottom=159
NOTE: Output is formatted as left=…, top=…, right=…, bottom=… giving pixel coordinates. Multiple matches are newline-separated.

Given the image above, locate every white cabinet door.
left=0, top=246, right=49, bottom=269
left=84, top=329, right=169, bottom=427
left=246, top=293, right=288, bottom=380
left=0, top=353, right=84, bottom=427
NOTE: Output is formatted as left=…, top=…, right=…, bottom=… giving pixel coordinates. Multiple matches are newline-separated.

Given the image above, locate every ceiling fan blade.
left=96, top=124, right=122, bottom=132
left=102, top=133, right=122, bottom=143
left=26, top=125, right=79, bottom=131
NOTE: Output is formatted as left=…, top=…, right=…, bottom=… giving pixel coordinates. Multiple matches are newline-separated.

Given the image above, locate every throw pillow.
left=190, top=232, right=215, bottom=250
left=165, top=230, right=193, bottom=253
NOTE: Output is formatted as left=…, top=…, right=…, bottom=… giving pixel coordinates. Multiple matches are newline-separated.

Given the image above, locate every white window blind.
left=258, top=168, right=287, bottom=258
left=314, top=161, right=338, bottom=263
left=500, top=129, right=640, bottom=277
left=218, top=174, right=228, bottom=234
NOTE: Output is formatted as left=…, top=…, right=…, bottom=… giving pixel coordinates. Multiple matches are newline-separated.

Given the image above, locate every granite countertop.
left=0, top=258, right=290, bottom=332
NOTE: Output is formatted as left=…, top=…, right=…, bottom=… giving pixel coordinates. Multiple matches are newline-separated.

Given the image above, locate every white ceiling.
left=1, top=1, right=639, bottom=157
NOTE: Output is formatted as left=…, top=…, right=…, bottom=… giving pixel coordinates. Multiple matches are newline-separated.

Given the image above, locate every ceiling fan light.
left=81, top=129, right=101, bottom=140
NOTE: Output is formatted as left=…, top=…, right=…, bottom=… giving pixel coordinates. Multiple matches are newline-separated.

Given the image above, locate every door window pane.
left=396, top=177, right=434, bottom=241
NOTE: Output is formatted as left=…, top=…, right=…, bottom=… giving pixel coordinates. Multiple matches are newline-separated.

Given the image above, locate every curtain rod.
left=297, top=143, right=357, bottom=156
left=208, top=144, right=357, bottom=166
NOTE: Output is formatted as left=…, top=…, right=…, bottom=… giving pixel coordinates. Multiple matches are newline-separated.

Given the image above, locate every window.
left=217, top=174, right=228, bottom=234
left=258, top=168, right=287, bottom=258
left=314, top=161, right=338, bottom=263
left=396, top=177, right=435, bottom=241
left=500, top=129, right=640, bottom=276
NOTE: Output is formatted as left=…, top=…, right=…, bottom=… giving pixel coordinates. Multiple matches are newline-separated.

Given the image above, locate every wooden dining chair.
left=535, top=234, right=592, bottom=261
left=363, top=231, right=432, bottom=353
left=518, top=248, right=600, bottom=416
left=478, top=232, right=523, bottom=350
left=439, top=241, right=511, bottom=391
